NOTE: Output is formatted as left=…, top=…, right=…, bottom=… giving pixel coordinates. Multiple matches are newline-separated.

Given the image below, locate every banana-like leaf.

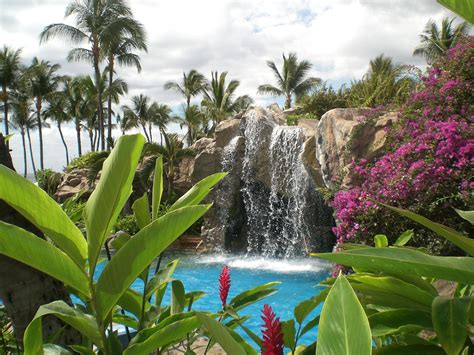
left=383, top=204, right=474, bottom=256
left=300, top=315, right=319, bottom=337
left=118, top=288, right=143, bottom=318
left=196, top=313, right=247, bottom=355
left=171, top=280, right=185, bottom=314
left=0, top=222, right=90, bottom=297
left=125, top=312, right=199, bottom=354
left=152, top=156, right=163, bottom=220
left=112, top=313, right=139, bottom=330
left=437, top=0, right=474, bottom=24
left=316, top=275, right=372, bottom=355
left=374, top=235, right=388, bottom=248
left=229, top=282, right=281, bottom=311
left=132, top=193, right=150, bottom=229
left=294, top=289, right=327, bottom=324
left=24, top=301, right=102, bottom=354
left=314, top=248, right=474, bottom=284
left=83, top=134, right=145, bottom=273
left=145, top=259, right=179, bottom=300
left=432, top=296, right=471, bottom=355
left=95, top=204, right=210, bottom=320
left=0, top=165, right=87, bottom=267
left=394, top=230, right=414, bottom=246
left=369, top=309, right=432, bottom=336
left=43, top=344, right=72, bottom=354
left=282, top=319, right=296, bottom=350
left=348, top=274, right=434, bottom=308
left=455, top=209, right=474, bottom=225
left=169, top=172, right=227, bottom=211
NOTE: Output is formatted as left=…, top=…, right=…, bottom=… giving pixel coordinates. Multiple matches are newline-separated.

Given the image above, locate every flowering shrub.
left=219, top=265, right=231, bottom=306
left=332, top=36, right=474, bottom=254
left=261, top=304, right=284, bottom=355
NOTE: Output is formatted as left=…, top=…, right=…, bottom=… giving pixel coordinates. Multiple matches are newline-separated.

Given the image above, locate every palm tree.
left=26, top=57, right=62, bottom=170
left=258, top=52, right=321, bottom=109
left=413, top=17, right=470, bottom=64
left=143, top=133, right=194, bottom=197
left=150, top=103, right=172, bottom=146
left=10, top=91, right=33, bottom=177
left=202, top=71, right=253, bottom=130
left=40, top=0, right=139, bottom=151
left=44, top=92, right=71, bottom=165
left=63, top=77, right=85, bottom=157
left=164, top=69, right=208, bottom=109
left=0, top=46, right=22, bottom=148
left=103, top=20, right=147, bottom=149
left=122, top=94, right=155, bottom=142
left=176, top=104, right=206, bottom=146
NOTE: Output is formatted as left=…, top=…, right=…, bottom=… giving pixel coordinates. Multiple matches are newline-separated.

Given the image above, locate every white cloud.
left=1, top=0, right=459, bottom=171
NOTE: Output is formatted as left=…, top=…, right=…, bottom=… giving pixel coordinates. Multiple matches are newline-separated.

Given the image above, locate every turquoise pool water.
left=94, top=253, right=330, bottom=347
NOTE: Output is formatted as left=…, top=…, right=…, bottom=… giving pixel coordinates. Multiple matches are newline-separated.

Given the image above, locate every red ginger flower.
left=261, top=304, right=284, bottom=355
left=219, top=265, right=231, bottom=306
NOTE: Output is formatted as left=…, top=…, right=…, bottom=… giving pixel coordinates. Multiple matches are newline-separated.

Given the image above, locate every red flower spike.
left=219, top=265, right=231, bottom=306
left=261, top=304, right=284, bottom=355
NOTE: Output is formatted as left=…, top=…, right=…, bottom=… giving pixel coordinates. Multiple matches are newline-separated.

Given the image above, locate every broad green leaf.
left=432, top=296, right=471, bottom=355
left=145, top=259, right=179, bottom=300
left=282, top=319, right=296, bottom=350
left=314, top=247, right=474, bottom=284
left=171, top=280, right=185, bottom=314
left=348, top=274, right=434, bottom=308
left=68, top=345, right=95, bottom=355
left=124, top=314, right=199, bottom=354
left=118, top=288, right=143, bottom=318
left=374, top=235, right=388, bottom=248
left=455, top=209, right=474, bottom=225
left=95, top=204, right=210, bottom=320
left=316, top=275, right=372, bottom=355
left=0, top=222, right=90, bottom=297
left=84, top=134, right=145, bottom=274
left=300, top=315, right=319, bottom=337
left=437, top=0, right=474, bottom=24
left=110, top=232, right=131, bottom=252
left=384, top=204, right=474, bottom=256
left=294, top=289, right=327, bottom=324
left=152, top=156, right=163, bottom=220
left=229, top=282, right=280, bottom=311
left=112, top=313, right=139, bottom=330
left=394, top=230, right=414, bottom=246
left=43, top=344, right=72, bottom=354
left=373, top=344, right=445, bottom=354
left=169, top=172, right=227, bottom=211
left=24, top=301, right=102, bottom=354
left=196, top=313, right=246, bottom=355
left=106, top=331, right=123, bottom=355
left=369, top=309, right=432, bottom=336
left=232, top=319, right=262, bottom=348
left=132, top=193, right=150, bottom=229
left=4, top=133, right=13, bottom=142
left=0, top=165, right=87, bottom=267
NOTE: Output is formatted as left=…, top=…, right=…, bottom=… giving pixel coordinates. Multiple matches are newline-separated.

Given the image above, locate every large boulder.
left=215, top=118, right=242, bottom=148
left=315, top=108, right=398, bottom=189
left=55, top=169, right=94, bottom=202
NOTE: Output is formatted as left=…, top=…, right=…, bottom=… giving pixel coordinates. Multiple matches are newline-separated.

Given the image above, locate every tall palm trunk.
left=285, top=94, right=292, bottom=109
left=75, top=117, right=82, bottom=157
left=148, top=123, right=153, bottom=143
left=36, top=96, right=44, bottom=170
left=141, top=124, right=150, bottom=142
left=20, top=129, right=27, bottom=177
left=89, top=129, right=94, bottom=152
left=26, top=127, right=36, bottom=179
left=3, top=89, right=9, bottom=149
left=57, top=121, right=69, bottom=165
left=93, top=38, right=105, bottom=151
left=107, top=56, right=114, bottom=151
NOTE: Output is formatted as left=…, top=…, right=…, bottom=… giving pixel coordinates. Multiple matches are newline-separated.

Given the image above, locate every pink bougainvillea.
left=332, top=36, right=474, bottom=253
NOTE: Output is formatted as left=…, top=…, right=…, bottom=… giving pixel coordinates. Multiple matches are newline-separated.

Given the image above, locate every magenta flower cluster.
left=332, top=37, right=474, bottom=249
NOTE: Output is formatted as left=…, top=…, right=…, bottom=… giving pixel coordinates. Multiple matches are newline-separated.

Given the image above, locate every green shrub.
left=36, top=169, right=62, bottom=196
left=113, top=214, right=139, bottom=235
left=66, top=151, right=109, bottom=172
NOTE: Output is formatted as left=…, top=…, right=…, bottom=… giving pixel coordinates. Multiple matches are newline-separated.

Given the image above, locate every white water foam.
left=196, top=254, right=330, bottom=274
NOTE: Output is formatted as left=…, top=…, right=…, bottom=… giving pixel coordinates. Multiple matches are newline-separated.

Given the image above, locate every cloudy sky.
left=1, top=0, right=456, bottom=172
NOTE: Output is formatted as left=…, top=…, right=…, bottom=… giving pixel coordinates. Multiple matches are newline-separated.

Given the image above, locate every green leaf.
left=112, top=313, right=139, bottom=330
left=169, top=172, right=227, bottom=211
left=110, top=232, right=131, bottom=252
left=68, top=345, right=95, bottom=355
left=0, top=222, right=90, bottom=297
left=152, top=156, right=163, bottom=220
left=294, top=299, right=317, bottom=324
left=437, top=0, right=474, bottom=24
left=455, top=209, right=474, bottom=225
left=394, top=230, right=414, bottom=246
left=95, top=204, right=210, bottom=320
left=229, top=282, right=280, bottom=311
left=118, top=288, right=143, bottom=318
left=83, top=134, right=145, bottom=274
left=4, top=133, right=13, bottom=142
left=196, top=313, right=247, bottom=355
left=0, top=165, right=87, bottom=267
left=145, top=259, right=179, bottom=300
left=282, top=319, right=296, bottom=350
left=171, top=280, right=186, bottom=314
left=383, top=204, right=474, bottom=256
left=43, top=344, right=72, bottom=354
left=374, top=235, right=388, bottom=248
left=300, top=315, right=319, bottom=337
left=369, top=309, right=432, bottom=337
left=314, top=247, right=474, bottom=284
left=316, top=275, right=372, bottom=355
left=373, top=344, right=445, bottom=354
left=432, top=296, right=471, bottom=355
left=124, top=313, right=200, bottom=355
left=132, top=193, right=150, bottom=229
left=24, top=301, right=102, bottom=354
